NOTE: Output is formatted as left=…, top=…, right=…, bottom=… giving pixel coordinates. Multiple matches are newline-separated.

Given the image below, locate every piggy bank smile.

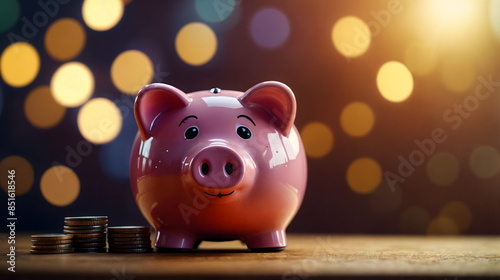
left=203, top=190, right=235, bottom=198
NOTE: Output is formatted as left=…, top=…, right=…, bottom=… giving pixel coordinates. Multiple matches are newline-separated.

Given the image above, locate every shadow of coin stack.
left=64, top=216, right=108, bottom=253
left=30, top=234, right=74, bottom=254
left=108, top=226, right=153, bottom=253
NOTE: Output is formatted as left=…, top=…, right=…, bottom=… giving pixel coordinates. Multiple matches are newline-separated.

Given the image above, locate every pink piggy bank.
left=129, top=81, right=307, bottom=251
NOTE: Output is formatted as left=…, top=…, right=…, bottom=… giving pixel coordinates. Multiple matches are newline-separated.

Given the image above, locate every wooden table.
left=2, top=234, right=499, bottom=279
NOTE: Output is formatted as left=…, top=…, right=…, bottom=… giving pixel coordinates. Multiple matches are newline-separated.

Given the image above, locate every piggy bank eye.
left=184, top=126, right=199, bottom=140
left=236, top=125, right=252, bottom=140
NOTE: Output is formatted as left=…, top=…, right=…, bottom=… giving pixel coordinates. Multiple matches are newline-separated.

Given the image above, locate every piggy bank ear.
left=240, top=81, right=297, bottom=137
left=134, top=83, right=191, bottom=140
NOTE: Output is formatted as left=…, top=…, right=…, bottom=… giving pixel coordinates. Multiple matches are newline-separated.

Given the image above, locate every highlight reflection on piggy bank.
left=129, top=81, right=307, bottom=251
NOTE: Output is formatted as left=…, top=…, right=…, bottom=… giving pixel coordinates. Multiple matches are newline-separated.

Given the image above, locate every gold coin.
left=108, top=226, right=150, bottom=233
left=30, top=248, right=74, bottom=254
left=31, top=234, right=73, bottom=241
left=31, top=239, right=73, bottom=245
left=31, top=244, right=73, bottom=250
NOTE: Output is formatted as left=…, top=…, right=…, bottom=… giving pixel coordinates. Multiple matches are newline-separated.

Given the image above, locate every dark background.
left=1, top=0, right=499, bottom=235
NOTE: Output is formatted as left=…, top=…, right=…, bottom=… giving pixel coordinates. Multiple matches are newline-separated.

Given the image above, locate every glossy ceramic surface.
left=129, top=81, right=307, bottom=251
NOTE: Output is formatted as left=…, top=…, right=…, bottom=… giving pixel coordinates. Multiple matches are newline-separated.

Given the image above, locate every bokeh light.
left=77, top=98, right=122, bottom=144
left=51, top=62, right=94, bottom=108
left=24, top=86, right=66, bottom=129
left=0, top=0, right=20, bottom=33
left=175, top=22, right=217, bottom=66
left=440, top=201, right=472, bottom=234
left=404, top=42, right=438, bottom=76
left=346, top=157, right=382, bottom=194
left=111, top=50, right=154, bottom=95
left=332, top=16, right=371, bottom=58
left=427, top=216, right=459, bottom=235
left=376, top=61, right=414, bottom=103
left=0, top=42, right=40, bottom=87
left=40, top=165, right=80, bottom=207
left=491, top=0, right=500, bottom=42
left=340, top=102, right=375, bottom=137
left=399, top=206, right=430, bottom=234
left=250, top=7, right=290, bottom=49
left=82, top=0, right=124, bottom=31
left=426, top=152, right=459, bottom=186
left=45, top=18, right=86, bottom=61
left=195, top=0, right=236, bottom=22
left=469, top=145, right=500, bottom=179
left=0, top=156, right=34, bottom=196
left=440, top=55, right=476, bottom=94
left=421, top=0, right=482, bottom=36
left=300, top=122, right=334, bottom=158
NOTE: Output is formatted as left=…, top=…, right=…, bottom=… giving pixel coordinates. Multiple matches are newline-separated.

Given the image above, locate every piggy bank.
left=129, top=81, right=307, bottom=251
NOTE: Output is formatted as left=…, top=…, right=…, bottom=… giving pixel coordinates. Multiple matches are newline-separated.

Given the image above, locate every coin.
left=108, top=247, right=153, bottom=253
left=108, top=236, right=150, bottom=241
left=64, top=228, right=107, bottom=234
left=109, top=243, right=151, bottom=249
left=72, top=233, right=107, bottom=239
left=65, top=220, right=108, bottom=226
left=72, top=237, right=106, bottom=244
left=30, top=248, right=74, bottom=254
left=109, top=238, right=151, bottom=246
left=74, top=247, right=106, bottom=253
left=108, top=226, right=151, bottom=233
left=31, top=239, right=73, bottom=245
left=31, top=234, right=73, bottom=241
left=31, top=244, right=73, bottom=250
left=73, top=242, right=106, bottom=248
left=64, top=216, right=108, bottom=221
left=63, top=225, right=107, bottom=230
left=64, top=216, right=108, bottom=226
left=108, top=232, right=150, bottom=238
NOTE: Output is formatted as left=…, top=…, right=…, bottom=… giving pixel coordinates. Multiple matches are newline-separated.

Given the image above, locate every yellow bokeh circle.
left=82, top=0, right=124, bottom=31
left=427, top=216, right=459, bottom=235
left=111, top=50, right=154, bottom=95
left=51, top=62, right=94, bottom=108
left=45, top=18, right=86, bottom=61
left=41, top=165, right=80, bottom=207
left=77, top=98, right=122, bottom=144
left=376, top=61, right=414, bottom=103
left=24, top=85, right=66, bottom=129
left=340, top=102, right=375, bottom=137
left=469, top=145, right=500, bottom=179
left=300, top=122, right=334, bottom=158
left=175, top=22, right=217, bottom=66
left=0, top=42, right=40, bottom=87
left=426, top=152, right=459, bottom=186
left=0, top=155, right=34, bottom=196
left=439, top=201, right=472, bottom=234
left=346, top=157, right=382, bottom=194
left=332, top=16, right=371, bottom=58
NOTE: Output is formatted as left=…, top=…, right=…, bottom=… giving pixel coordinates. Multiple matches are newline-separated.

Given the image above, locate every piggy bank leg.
left=155, top=229, right=197, bottom=252
left=244, top=230, right=286, bottom=252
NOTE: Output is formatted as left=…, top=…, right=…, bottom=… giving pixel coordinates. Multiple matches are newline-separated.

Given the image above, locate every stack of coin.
left=64, top=216, right=108, bottom=253
left=108, top=226, right=152, bottom=253
left=31, top=234, right=73, bottom=254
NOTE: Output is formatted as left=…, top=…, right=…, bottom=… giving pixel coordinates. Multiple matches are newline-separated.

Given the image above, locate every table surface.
left=2, top=233, right=500, bottom=279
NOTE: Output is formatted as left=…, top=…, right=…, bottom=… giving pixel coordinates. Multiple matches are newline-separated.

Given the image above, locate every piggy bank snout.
left=191, top=146, right=245, bottom=189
